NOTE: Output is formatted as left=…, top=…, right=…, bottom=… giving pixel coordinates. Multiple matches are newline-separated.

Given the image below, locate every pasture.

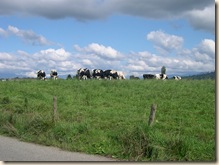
left=0, top=79, right=215, bottom=161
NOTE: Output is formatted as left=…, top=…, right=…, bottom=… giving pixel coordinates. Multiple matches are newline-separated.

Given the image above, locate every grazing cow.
left=92, top=69, right=104, bottom=79
left=143, top=74, right=155, bottom=79
left=77, top=68, right=92, bottom=80
left=50, top=70, right=58, bottom=80
left=103, top=70, right=119, bottom=80
left=173, top=76, right=181, bottom=80
left=154, top=74, right=168, bottom=80
left=130, top=75, right=140, bottom=80
left=37, top=70, right=46, bottom=80
left=117, top=71, right=126, bottom=80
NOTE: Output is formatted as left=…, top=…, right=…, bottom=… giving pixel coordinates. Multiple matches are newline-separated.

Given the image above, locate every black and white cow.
left=173, top=76, right=181, bottom=80
left=77, top=68, right=92, bottom=80
left=160, top=74, right=168, bottom=80
left=37, top=70, right=46, bottom=80
left=103, top=70, right=119, bottom=80
left=92, top=69, right=104, bottom=79
left=50, top=70, right=58, bottom=80
left=143, top=74, right=155, bottom=79
left=154, top=74, right=168, bottom=80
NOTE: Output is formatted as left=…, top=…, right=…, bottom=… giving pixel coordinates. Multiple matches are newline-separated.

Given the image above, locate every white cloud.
left=36, top=48, right=71, bottom=61
left=7, top=25, right=52, bottom=46
left=0, top=52, right=14, bottom=61
left=24, top=71, right=37, bottom=78
left=190, top=39, right=215, bottom=64
left=147, top=30, right=184, bottom=55
left=74, top=43, right=124, bottom=60
left=0, top=48, right=80, bottom=78
left=126, top=52, right=214, bottom=77
left=30, top=48, right=81, bottom=74
left=126, top=30, right=215, bottom=76
left=82, top=59, right=93, bottom=66
left=0, top=0, right=214, bottom=33
left=197, top=39, right=215, bottom=58
left=0, top=27, right=7, bottom=37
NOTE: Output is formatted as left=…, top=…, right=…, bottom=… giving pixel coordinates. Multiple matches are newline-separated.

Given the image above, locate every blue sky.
left=0, top=0, right=215, bottom=78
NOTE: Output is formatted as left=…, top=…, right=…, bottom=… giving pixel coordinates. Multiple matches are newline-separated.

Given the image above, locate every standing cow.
left=154, top=74, right=168, bottom=80
left=103, top=70, right=119, bottom=80
left=37, top=70, right=46, bottom=80
left=77, top=68, right=92, bottom=80
left=143, top=74, right=155, bottom=79
left=117, top=71, right=126, bottom=80
left=50, top=70, right=58, bottom=80
left=92, top=69, right=104, bottom=79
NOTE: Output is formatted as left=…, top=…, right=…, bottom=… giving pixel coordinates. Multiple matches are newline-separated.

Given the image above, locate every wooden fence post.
left=53, top=96, right=58, bottom=123
left=148, top=104, right=157, bottom=126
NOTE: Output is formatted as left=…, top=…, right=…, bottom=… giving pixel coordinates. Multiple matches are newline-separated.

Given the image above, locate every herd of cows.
left=36, top=68, right=182, bottom=80
left=77, top=68, right=126, bottom=80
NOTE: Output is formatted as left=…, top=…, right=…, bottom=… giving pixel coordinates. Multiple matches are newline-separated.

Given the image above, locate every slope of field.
left=0, top=79, right=215, bottom=161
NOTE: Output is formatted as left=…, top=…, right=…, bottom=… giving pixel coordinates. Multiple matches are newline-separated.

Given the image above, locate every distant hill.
left=183, top=71, right=215, bottom=80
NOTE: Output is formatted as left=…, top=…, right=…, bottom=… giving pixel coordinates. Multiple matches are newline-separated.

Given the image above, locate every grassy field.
left=0, top=79, right=215, bottom=161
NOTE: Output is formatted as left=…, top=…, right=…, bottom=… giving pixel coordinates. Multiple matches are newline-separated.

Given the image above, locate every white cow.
left=117, top=71, right=126, bottom=80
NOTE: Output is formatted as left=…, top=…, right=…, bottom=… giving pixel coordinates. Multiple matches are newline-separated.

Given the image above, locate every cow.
left=92, top=69, right=104, bottom=79
left=103, top=70, right=119, bottom=80
left=130, top=75, right=140, bottom=80
left=50, top=70, right=58, bottom=80
left=37, top=70, right=46, bottom=80
left=173, top=76, right=181, bottom=80
left=154, top=74, right=168, bottom=80
left=117, top=71, right=126, bottom=80
left=77, top=68, right=92, bottom=80
left=160, top=73, right=168, bottom=80
left=143, top=74, right=155, bottom=79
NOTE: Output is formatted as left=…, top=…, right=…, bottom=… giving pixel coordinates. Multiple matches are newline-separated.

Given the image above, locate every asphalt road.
left=0, top=135, right=116, bottom=161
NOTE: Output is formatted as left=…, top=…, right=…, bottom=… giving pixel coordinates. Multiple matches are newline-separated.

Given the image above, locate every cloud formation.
left=0, top=29, right=215, bottom=78
left=0, top=27, right=7, bottom=37
left=0, top=25, right=52, bottom=46
left=7, top=25, right=52, bottom=46
left=0, top=0, right=215, bottom=33
left=185, top=4, right=215, bottom=33
left=73, top=43, right=124, bottom=71
left=74, top=43, right=124, bottom=60
left=126, top=35, right=215, bottom=76
left=147, top=30, right=184, bottom=55
left=0, top=48, right=81, bottom=77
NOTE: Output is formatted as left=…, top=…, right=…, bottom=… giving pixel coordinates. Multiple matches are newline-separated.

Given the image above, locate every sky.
left=0, top=0, right=215, bottom=79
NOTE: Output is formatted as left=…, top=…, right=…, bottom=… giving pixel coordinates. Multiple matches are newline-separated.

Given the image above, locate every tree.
left=66, top=74, right=72, bottom=80
left=161, top=66, right=166, bottom=74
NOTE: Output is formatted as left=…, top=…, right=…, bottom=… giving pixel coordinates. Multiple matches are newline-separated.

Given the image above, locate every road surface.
left=0, top=135, right=116, bottom=161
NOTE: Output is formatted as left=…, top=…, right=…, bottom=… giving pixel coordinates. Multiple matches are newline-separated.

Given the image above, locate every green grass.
left=0, top=79, right=215, bottom=161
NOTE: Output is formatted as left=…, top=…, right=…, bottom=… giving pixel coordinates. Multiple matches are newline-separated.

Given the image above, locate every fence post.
left=148, top=104, right=157, bottom=126
left=53, top=96, right=58, bottom=123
